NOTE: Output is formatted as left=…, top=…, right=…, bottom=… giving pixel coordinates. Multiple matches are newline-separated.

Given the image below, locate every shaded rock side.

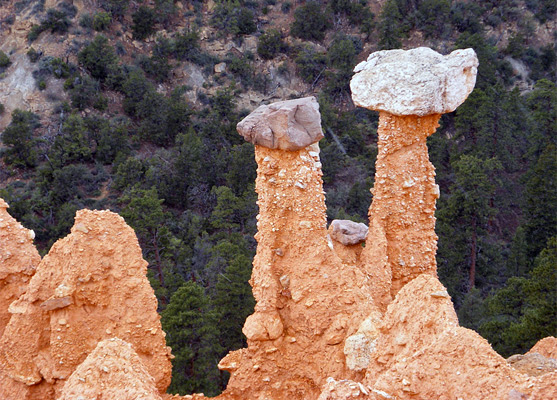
left=57, top=338, right=163, bottom=400
left=0, top=209, right=172, bottom=399
left=220, top=121, right=378, bottom=399
left=360, top=113, right=441, bottom=310
left=507, top=352, right=557, bottom=377
left=0, top=198, right=40, bottom=337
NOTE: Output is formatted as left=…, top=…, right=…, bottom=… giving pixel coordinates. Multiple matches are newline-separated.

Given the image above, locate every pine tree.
left=161, top=281, right=223, bottom=396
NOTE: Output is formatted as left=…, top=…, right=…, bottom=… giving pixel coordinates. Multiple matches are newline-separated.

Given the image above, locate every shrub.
left=42, top=8, right=72, bottom=33
left=0, top=50, right=11, bottom=70
left=173, top=30, right=200, bottom=60
left=236, top=7, right=256, bottom=35
left=294, top=44, right=327, bottom=84
left=290, top=1, right=330, bottom=42
left=79, top=13, right=93, bottom=29
left=101, top=0, right=129, bottom=20
left=212, top=3, right=257, bottom=36
left=257, top=29, right=287, bottom=60
left=77, top=35, right=119, bottom=82
left=227, top=54, right=253, bottom=87
left=92, top=11, right=112, bottom=31
left=0, top=103, right=4, bottom=114
left=327, top=34, right=361, bottom=71
left=132, top=6, right=157, bottom=40
left=1, top=109, right=40, bottom=168
left=281, top=2, right=291, bottom=13
left=26, top=47, right=41, bottom=63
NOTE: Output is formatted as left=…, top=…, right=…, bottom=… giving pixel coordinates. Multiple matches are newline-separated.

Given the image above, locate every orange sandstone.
left=58, top=338, right=163, bottom=400
left=0, top=209, right=172, bottom=399
left=0, top=198, right=40, bottom=336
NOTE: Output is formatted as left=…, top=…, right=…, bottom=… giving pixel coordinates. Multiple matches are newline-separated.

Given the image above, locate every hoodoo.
left=351, top=47, right=479, bottom=308
left=0, top=47, right=555, bottom=400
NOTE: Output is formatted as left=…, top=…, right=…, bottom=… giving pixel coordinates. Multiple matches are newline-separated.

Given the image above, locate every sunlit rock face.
left=0, top=209, right=172, bottom=399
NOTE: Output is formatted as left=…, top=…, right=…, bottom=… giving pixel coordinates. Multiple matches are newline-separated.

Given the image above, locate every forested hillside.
left=0, top=0, right=555, bottom=395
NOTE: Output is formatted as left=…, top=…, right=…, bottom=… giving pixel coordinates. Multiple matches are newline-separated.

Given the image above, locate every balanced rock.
left=0, top=199, right=40, bottom=337
left=57, top=338, right=163, bottom=400
left=0, top=209, right=172, bottom=399
left=236, top=96, right=324, bottom=150
left=351, top=47, right=478, bottom=116
left=330, top=220, right=368, bottom=246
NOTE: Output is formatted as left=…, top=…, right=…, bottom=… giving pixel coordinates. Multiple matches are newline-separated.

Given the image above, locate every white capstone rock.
left=351, top=47, right=478, bottom=116
left=237, top=97, right=324, bottom=150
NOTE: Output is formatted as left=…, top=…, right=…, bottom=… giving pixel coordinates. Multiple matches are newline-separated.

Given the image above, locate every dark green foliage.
left=92, top=11, right=112, bottom=31
left=1, top=109, right=40, bottom=168
left=522, top=145, right=557, bottom=261
left=257, top=29, right=287, bottom=60
left=377, top=0, right=404, bottom=49
left=154, top=0, right=176, bottom=26
left=48, top=164, right=97, bottom=205
left=294, top=44, right=327, bottom=84
left=133, top=88, right=191, bottom=147
left=66, top=74, right=100, bottom=110
left=417, top=0, right=451, bottom=39
left=49, top=114, right=92, bottom=167
left=114, top=156, right=146, bottom=191
left=0, top=50, right=10, bottom=69
left=122, top=69, right=154, bottom=116
left=211, top=2, right=256, bottom=36
left=235, top=7, right=256, bottom=35
left=0, top=103, right=4, bottom=115
left=161, top=282, right=223, bottom=396
left=290, top=1, right=330, bottom=42
left=77, top=35, right=119, bottom=83
left=41, top=8, right=72, bottom=33
left=450, top=1, right=483, bottom=34
left=525, top=0, right=556, bottom=23
left=479, top=237, right=557, bottom=356
left=226, top=54, right=253, bottom=87
left=85, top=117, right=130, bottom=164
left=327, top=34, right=361, bottom=71
left=436, top=155, right=502, bottom=304
left=213, top=251, right=255, bottom=351
left=28, top=6, right=74, bottom=41
left=173, top=30, right=200, bottom=61
left=100, top=0, right=129, bottom=20
left=120, top=187, right=184, bottom=300
left=132, top=6, right=157, bottom=40
left=138, top=54, right=172, bottom=82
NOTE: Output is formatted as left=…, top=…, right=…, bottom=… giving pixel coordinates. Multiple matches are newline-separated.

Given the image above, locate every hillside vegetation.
left=0, top=0, right=555, bottom=395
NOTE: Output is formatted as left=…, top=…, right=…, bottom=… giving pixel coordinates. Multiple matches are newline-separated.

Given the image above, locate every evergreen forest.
left=0, top=0, right=555, bottom=395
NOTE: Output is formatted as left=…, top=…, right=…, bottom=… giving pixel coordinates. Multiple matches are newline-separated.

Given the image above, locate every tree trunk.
left=469, top=217, right=477, bottom=290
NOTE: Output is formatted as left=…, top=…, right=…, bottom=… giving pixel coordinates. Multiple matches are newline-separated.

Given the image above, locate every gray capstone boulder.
left=236, top=96, right=324, bottom=151
left=350, top=47, right=478, bottom=116
left=330, top=220, right=368, bottom=246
